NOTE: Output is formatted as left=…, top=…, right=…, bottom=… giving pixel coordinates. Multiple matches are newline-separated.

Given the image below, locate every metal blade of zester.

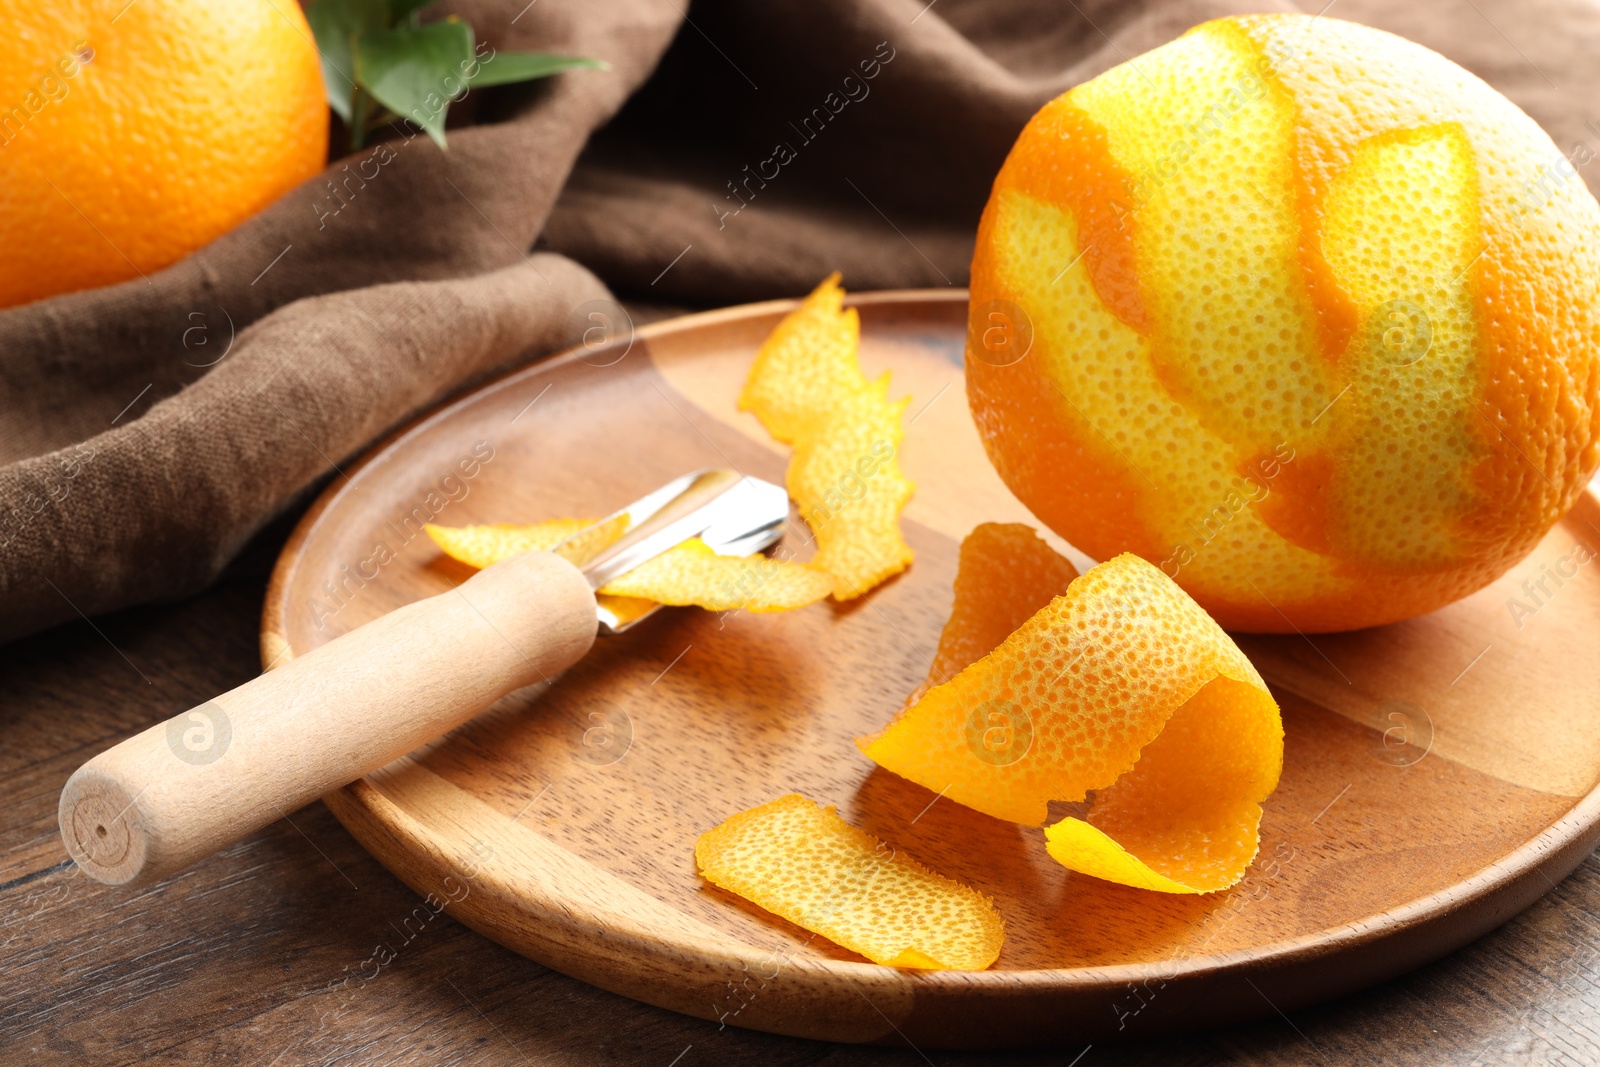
left=548, top=469, right=791, bottom=634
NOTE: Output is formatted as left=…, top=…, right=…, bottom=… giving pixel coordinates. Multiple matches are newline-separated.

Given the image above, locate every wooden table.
left=5, top=554, right=1599, bottom=1066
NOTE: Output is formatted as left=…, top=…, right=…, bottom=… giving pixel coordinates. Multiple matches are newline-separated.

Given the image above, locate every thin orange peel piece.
left=424, top=520, right=831, bottom=614
left=859, top=549, right=1282, bottom=894
left=739, top=274, right=916, bottom=600
left=600, top=537, right=833, bottom=613
left=695, top=794, right=1004, bottom=970
left=737, top=272, right=864, bottom=442
left=424, top=519, right=592, bottom=569
left=912, top=522, right=1079, bottom=705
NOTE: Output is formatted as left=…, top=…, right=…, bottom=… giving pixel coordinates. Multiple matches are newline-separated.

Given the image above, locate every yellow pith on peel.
left=966, top=14, right=1600, bottom=632
left=860, top=535, right=1283, bottom=894
left=424, top=519, right=593, bottom=568
left=600, top=537, right=834, bottom=612
left=740, top=275, right=916, bottom=599
left=695, top=794, right=1004, bottom=969
left=424, top=520, right=832, bottom=614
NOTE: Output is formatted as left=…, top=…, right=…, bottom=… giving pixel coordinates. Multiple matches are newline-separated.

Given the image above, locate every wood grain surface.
left=248, top=292, right=1600, bottom=1049
left=9, top=573, right=1600, bottom=1064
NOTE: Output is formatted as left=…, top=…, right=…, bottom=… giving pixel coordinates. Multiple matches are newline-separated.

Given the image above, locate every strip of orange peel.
left=911, top=523, right=1080, bottom=706
left=425, top=520, right=832, bottom=614
left=739, top=274, right=915, bottom=600
left=425, top=519, right=593, bottom=567
left=859, top=543, right=1282, bottom=894
left=695, top=794, right=1004, bottom=970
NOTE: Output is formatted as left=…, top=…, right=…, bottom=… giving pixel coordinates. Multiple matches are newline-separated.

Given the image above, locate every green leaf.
left=306, top=0, right=392, bottom=123
left=387, top=0, right=435, bottom=23
left=466, top=51, right=608, bottom=89
left=354, top=17, right=475, bottom=148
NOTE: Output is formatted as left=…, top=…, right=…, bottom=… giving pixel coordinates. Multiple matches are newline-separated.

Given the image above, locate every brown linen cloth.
left=2, top=0, right=1597, bottom=644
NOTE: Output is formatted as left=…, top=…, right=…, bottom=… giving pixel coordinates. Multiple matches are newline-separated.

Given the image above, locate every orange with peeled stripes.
left=966, top=14, right=1600, bottom=632
left=0, top=0, right=328, bottom=307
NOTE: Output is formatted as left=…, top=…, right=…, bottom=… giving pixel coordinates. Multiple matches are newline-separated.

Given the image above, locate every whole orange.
left=967, top=14, right=1600, bottom=633
left=0, top=0, right=327, bottom=307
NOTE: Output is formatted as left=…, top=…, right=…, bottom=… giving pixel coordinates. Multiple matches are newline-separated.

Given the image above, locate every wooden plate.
left=263, top=291, right=1600, bottom=1049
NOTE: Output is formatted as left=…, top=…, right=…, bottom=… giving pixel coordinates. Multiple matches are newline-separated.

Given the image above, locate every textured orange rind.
left=738, top=273, right=864, bottom=443
left=911, top=522, right=1079, bottom=706
left=695, top=794, right=1004, bottom=969
left=425, top=520, right=831, bottom=614
left=0, top=0, right=329, bottom=307
left=966, top=14, right=1600, bottom=632
left=600, top=537, right=834, bottom=612
left=860, top=547, right=1282, bottom=894
left=425, top=519, right=592, bottom=568
left=740, top=275, right=916, bottom=599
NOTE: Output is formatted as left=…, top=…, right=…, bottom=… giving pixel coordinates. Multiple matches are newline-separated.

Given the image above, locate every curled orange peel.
left=858, top=546, right=1282, bottom=894
left=424, top=520, right=831, bottom=614
left=739, top=274, right=915, bottom=600
left=911, top=522, right=1079, bottom=706
left=695, top=794, right=1004, bottom=970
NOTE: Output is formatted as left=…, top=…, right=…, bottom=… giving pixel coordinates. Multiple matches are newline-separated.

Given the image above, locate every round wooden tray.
left=263, top=290, right=1600, bottom=1049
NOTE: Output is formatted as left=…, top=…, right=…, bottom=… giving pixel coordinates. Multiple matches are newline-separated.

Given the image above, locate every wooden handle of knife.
left=59, top=550, right=597, bottom=887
